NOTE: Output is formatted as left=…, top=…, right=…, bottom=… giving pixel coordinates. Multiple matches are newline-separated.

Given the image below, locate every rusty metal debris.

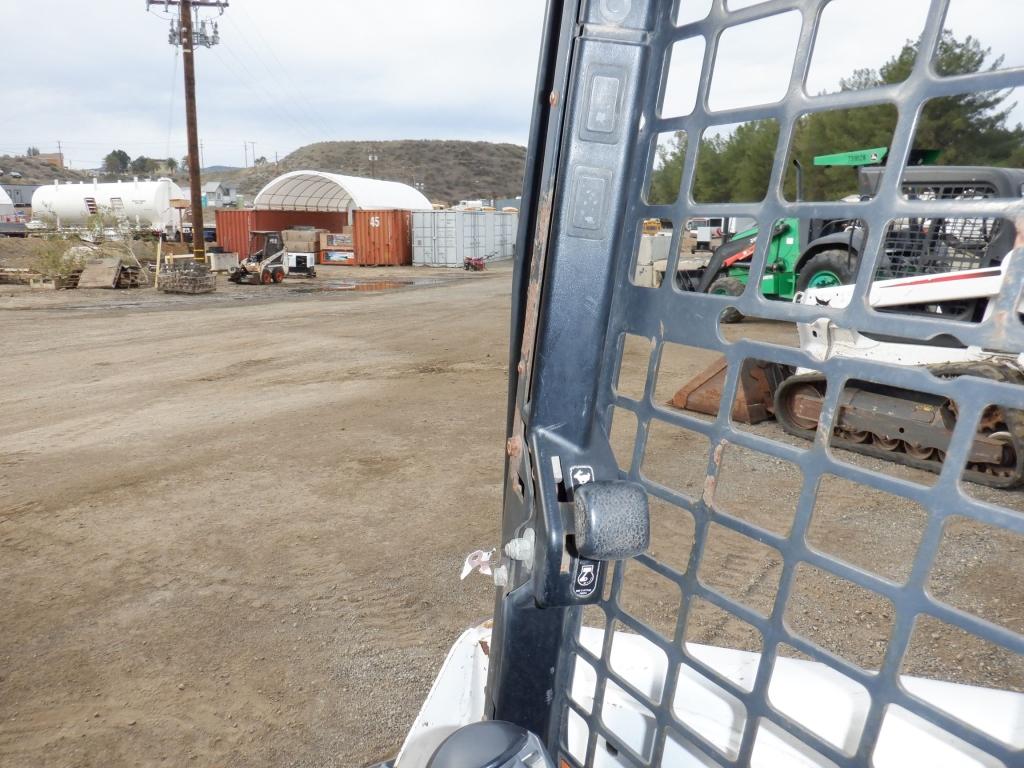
left=158, top=261, right=216, bottom=294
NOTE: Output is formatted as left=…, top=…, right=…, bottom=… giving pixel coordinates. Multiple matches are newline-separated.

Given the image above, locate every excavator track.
left=773, top=362, right=1024, bottom=489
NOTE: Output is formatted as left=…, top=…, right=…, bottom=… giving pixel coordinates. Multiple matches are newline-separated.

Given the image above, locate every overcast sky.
left=0, top=1, right=547, bottom=169
left=2, top=0, right=1020, bottom=171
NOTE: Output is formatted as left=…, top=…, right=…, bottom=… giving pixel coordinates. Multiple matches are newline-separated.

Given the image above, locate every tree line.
left=101, top=149, right=182, bottom=178
left=648, top=33, right=1024, bottom=205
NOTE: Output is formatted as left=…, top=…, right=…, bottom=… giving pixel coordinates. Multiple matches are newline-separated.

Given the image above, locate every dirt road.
left=2, top=264, right=1020, bottom=766
left=1, top=267, right=509, bottom=767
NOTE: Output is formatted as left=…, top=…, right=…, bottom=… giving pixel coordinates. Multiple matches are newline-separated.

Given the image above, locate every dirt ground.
left=1, top=263, right=1021, bottom=767
left=1, top=265, right=508, bottom=767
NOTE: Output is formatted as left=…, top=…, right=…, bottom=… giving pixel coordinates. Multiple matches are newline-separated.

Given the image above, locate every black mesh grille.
left=494, top=2, right=1024, bottom=767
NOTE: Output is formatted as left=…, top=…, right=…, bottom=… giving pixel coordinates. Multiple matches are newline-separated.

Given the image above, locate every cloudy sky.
left=2, top=0, right=1020, bottom=171
left=1, top=1, right=547, bottom=169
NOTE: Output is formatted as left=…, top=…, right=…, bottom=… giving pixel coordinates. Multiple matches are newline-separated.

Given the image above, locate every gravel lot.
left=1, top=263, right=1020, bottom=766
left=1, top=266, right=507, bottom=767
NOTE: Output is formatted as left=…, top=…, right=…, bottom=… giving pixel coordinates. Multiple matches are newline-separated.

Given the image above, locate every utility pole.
left=146, top=0, right=228, bottom=262
left=243, top=142, right=248, bottom=168
left=180, top=1, right=206, bottom=260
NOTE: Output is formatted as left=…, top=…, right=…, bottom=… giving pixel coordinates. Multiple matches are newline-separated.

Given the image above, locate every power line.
left=223, top=13, right=335, bottom=140
left=208, top=44, right=320, bottom=147
left=224, top=13, right=329, bottom=138
left=213, top=29, right=323, bottom=144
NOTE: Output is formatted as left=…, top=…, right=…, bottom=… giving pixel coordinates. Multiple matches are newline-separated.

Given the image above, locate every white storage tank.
left=413, top=210, right=518, bottom=267
left=31, top=177, right=186, bottom=235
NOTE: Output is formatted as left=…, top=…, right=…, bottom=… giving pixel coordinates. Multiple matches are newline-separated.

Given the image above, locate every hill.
left=0, top=155, right=94, bottom=186
left=215, top=140, right=527, bottom=205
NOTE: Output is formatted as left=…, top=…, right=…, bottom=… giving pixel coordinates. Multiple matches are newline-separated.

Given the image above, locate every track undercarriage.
left=773, top=362, right=1024, bottom=488
left=671, top=358, right=1024, bottom=488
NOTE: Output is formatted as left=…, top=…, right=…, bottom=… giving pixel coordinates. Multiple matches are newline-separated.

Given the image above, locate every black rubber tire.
left=707, top=275, right=745, bottom=324
left=796, top=249, right=857, bottom=293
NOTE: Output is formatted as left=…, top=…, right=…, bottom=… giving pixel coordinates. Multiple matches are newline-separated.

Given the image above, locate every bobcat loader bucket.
left=669, top=356, right=784, bottom=424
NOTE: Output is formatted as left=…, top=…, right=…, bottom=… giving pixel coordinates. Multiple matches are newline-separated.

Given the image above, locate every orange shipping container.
left=215, top=209, right=348, bottom=259
left=352, top=210, right=412, bottom=266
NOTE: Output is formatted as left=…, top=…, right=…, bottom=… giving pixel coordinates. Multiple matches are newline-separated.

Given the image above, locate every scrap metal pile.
left=158, top=261, right=216, bottom=294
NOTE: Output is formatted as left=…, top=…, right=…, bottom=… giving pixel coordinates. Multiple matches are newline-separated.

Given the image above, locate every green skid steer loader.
left=676, top=147, right=1021, bottom=322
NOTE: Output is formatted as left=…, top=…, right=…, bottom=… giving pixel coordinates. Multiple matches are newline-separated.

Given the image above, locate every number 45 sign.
left=369, top=215, right=381, bottom=227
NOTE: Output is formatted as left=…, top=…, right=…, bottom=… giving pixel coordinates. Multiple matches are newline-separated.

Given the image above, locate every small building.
left=1, top=183, right=39, bottom=208
left=202, top=181, right=238, bottom=208
left=0, top=186, right=16, bottom=218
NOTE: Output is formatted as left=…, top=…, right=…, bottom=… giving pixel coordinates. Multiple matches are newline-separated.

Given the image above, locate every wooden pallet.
left=0, top=268, right=36, bottom=285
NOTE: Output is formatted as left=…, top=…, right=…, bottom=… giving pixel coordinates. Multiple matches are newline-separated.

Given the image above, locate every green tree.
left=103, top=149, right=131, bottom=174
left=165, top=157, right=178, bottom=174
left=720, top=120, right=780, bottom=202
left=650, top=31, right=1024, bottom=205
left=26, top=146, right=40, bottom=157
left=788, top=32, right=1023, bottom=199
left=130, top=156, right=155, bottom=175
left=648, top=132, right=686, bottom=204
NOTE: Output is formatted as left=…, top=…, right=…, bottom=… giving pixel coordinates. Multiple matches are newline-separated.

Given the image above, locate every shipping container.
left=496, top=211, right=517, bottom=259
left=412, top=210, right=518, bottom=267
left=352, top=209, right=411, bottom=266
left=215, top=209, right=347, bottom=259
left=483, top=211, right=497, bottom=259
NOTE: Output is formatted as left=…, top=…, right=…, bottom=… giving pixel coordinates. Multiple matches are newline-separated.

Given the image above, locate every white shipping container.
left=496, top=212, right=517, bottom=259
left=483, top=211, right=497, bottom=258
left=413, top=210, right=518, bottom=267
